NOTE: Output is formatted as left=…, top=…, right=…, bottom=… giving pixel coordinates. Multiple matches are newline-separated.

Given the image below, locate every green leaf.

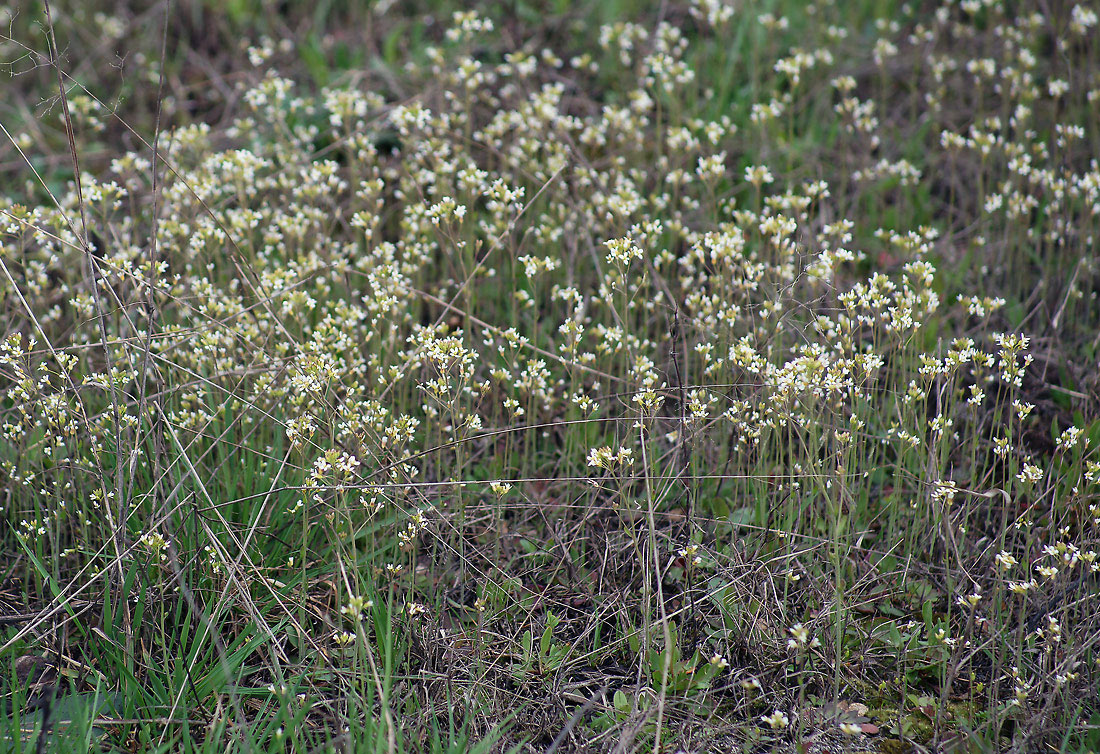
left=613, top=690, right=632, bottom=714
left=540, top=613, right=560, bottom=658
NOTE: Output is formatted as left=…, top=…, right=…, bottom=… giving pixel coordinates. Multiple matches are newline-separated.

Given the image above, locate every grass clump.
left=2, top=0, right=1100, bottom=751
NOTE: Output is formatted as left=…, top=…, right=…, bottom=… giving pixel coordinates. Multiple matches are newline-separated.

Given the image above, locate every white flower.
left=761, top=710, right=789, bottom=729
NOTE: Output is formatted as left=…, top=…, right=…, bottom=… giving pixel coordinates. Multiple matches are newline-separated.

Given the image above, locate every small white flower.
left=761, top=710, right=789, bottom=729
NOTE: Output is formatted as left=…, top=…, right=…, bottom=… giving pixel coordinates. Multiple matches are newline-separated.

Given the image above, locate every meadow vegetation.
left=2, top=0, right=1100, bottom=751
